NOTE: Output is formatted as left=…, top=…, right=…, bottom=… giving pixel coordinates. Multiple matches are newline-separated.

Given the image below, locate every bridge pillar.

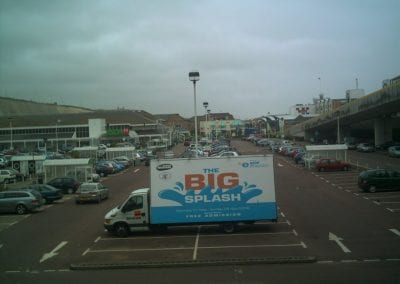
left=374, top=118, right=392, bottom=146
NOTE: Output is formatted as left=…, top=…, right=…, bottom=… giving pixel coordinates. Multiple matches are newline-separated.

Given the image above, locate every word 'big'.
left=185, top=173, right=239, bottom=190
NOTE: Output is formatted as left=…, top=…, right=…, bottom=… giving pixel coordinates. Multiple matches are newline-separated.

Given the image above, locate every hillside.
left=0, top=97, right=93, bottom=117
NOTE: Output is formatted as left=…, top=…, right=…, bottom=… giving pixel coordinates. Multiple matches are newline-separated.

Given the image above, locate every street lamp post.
left=207, top=109, right=211, bottom=140
left=189, top=71, right=200, bottom=157
left=335, top=111, right=340, bottom=144
left=56, top=119, right=61, bottom=152
left=203, top=101, right=208, bottom=139
left=8, top=117, right=14, bottom=150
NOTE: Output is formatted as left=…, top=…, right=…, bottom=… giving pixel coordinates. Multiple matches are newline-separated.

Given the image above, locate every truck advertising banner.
left=150, top=155, right=277, bottom=224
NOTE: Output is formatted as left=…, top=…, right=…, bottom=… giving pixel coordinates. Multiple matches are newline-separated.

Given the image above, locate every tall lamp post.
left=335, top=111, right=340, bottom=144
left=207, top=109, right=211, bottom=139
left=203, top=101, right=208, bottom=139
left=8, top=117, right=14, bottom=150
left=56, top=119, right=61, bottom=152
left=189, top=71, right=200, bottom=157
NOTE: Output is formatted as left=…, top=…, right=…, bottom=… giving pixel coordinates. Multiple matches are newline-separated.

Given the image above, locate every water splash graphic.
left=158, top=182, right=263, bottom=206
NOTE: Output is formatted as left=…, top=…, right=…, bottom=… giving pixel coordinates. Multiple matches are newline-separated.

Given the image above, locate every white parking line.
left=200, top=243, right=307, bottom=250
left=389, top=229, right=400, bottom=237
left=192, top=226, right=201, bottom=260
left=134, top=169, right=140, bottom=173
left=87, top=247, right=193, bottom=253
left=369, top=195, right=400, bottom=199
left=202, top=231, right=296, bottom=237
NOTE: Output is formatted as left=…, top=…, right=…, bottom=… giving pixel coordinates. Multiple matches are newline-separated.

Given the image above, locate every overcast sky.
left=0, top=0, right=399, bottom=119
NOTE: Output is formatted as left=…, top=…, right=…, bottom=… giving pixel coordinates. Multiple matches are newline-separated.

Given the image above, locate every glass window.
left=123, top=196, right=143, bottom=211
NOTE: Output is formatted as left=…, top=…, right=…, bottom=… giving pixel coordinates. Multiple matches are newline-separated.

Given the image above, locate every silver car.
left=75, top=182, right=109, bottom=204
left=0, top=189, right=44, bottom=214
left=388, top=146, right=400, bottom=158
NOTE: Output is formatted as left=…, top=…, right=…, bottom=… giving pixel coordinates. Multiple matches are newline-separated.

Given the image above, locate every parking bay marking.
left=389, top=229, right=400, bottom=237
left=40, top=241, right=68, bottom=263
left=97, top=230, right=297, bottom=242
left=84, top=242, right=308, bottom=254
left=329, top=232, right=351, bottom=253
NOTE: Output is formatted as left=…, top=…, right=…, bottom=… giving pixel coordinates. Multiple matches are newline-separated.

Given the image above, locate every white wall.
left=88, top=118, right=106, bottom=139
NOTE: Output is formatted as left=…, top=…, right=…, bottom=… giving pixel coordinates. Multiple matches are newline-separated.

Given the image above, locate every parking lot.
left=311, top=170, right=400, bottom=214
left=76, top=212, right=312, bottom=267
left=1, top=140, right=399, bottom=275
left=0, top=195, right=72, bottom=234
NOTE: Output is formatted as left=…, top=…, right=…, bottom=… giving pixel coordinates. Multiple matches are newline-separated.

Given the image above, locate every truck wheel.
left=114, top=223, right=129, bottom=238
left=220, top=222, right=236, bottom=234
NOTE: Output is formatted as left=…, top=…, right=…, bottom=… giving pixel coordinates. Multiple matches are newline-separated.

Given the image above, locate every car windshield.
left=79, top=185, right=98, bottom=192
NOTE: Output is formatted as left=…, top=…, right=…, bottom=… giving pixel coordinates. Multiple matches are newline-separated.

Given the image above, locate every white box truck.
left=104, top=155, right=277, bottom=237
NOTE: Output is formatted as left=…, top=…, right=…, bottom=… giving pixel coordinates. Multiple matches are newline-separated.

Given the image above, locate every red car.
left=315, top=158, right=351, bottom=171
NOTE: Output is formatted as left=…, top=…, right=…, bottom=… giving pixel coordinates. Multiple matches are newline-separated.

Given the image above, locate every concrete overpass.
left=287, top=81, right=400, bottom=145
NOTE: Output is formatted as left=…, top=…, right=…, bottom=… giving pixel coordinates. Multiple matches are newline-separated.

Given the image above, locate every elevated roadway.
left=287, top=82, right=400, bottom=145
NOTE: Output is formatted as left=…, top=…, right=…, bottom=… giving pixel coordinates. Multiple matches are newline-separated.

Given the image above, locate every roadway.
left=0, top=140, right=399, bottom=283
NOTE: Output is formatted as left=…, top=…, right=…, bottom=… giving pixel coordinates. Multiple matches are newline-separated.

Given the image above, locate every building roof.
left=43, top=158, right=91, bottom=166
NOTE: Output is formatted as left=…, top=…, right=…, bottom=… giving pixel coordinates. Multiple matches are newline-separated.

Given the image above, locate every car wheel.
left=97, top=196, right=101, bottom=203
left=320, top=167, right=325, bottom=172
left=75, top=200, right=80, bottom=204
left=343, top=166, right=348, bottom=171
left=67, top=188, right=74, bottom=194
left=16, top=204, right=27, bottom=215
left=114, top=223, right=129, bottom=238
left=368, top=185, right=377, bottom=193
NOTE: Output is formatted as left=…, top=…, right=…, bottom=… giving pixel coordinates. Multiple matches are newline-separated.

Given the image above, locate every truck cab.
left=104, top=188, right=150, bottom=237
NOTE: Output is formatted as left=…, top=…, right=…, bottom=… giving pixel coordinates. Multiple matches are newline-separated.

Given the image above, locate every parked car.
left=256, top=139, right=270, bottom=147
left=47, top=177, right=80, bottom=194
left=357, top=143, right=375, bottom=152
left=20, top=184, right=63, bottom=204
left=111, top=161, right=125, bottom=172
left=4, top=168, right=26, bottom=182
left=388, top=146, right=400, bottom=158
left=294, top=152, right=305, bottom=165
left=98, top=144, right=107, bottom=150
left=358, top=169, right=400, bottom=193
left=345, top=143, right=357, bottom=150
left=0, top=169, right=17, bottom=184
left=88, top=173, right=101, bottom=182
left=211, top=151, right=240, bottom=158
left=96, top=161, right=115, bottom=176
left=0, top=189, right=44, bottom=214
left=0, top=157, right=8, bottom=168
left=113, top=156, right=133, bottom=167
left=303, top=155, right=322, bottom=168
left=315, top=158, right=351, bottom=171
left=75, top=182, right=109, bottom=204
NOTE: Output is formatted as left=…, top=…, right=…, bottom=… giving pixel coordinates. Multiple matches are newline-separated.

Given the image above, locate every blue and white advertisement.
left=150, top=155, right=277, bottom=224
